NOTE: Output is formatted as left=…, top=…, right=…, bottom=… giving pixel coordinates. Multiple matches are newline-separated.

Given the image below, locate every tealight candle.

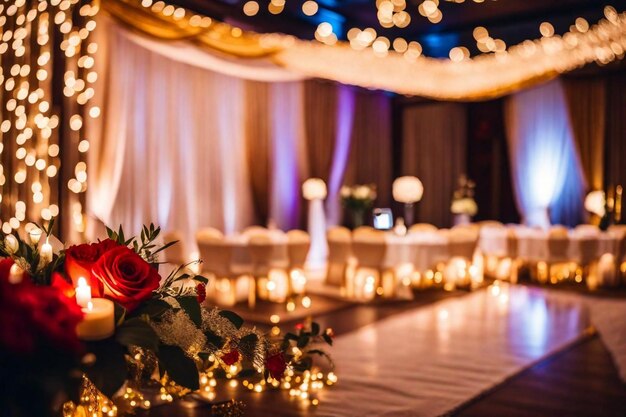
left=29, top=228, right=42, bottom=245
left=40, top=239, right=53, bottom=264
left=75, top=277, right=92, bottom=308
left=76, top=299, right=115, bottom=341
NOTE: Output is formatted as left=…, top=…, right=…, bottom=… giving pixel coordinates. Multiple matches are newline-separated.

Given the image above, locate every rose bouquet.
left=340, top=184, right=377, bottom=228
left=0, top=220, right=334, bottom=417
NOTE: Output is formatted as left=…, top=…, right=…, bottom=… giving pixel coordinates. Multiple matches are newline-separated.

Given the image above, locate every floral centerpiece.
left=340, top=184, right=377, bottom=228
left=451, top=175, right=478, bottom=223
left=0, top=220, right=334, bottom=417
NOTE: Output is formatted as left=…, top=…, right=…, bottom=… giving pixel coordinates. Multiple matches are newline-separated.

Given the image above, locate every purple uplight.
left=326, top=85, right=356, bottom=226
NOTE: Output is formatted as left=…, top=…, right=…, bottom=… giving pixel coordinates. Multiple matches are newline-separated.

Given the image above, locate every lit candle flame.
left=87, top=301, right=93, bottom=311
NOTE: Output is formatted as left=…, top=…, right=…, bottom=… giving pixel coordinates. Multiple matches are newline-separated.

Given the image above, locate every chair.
left=161, top=230, right=187, bottom=265
left=542, top=230, right=570, bottom=284
left=575, top=237, right=599, bottom=285
left=351, top=233, right=389, bottom=298
left=352, top=226, right=378, bottom=238
left=573, top=224, right=600, bottom=236
left=452, top=223, right=480, bottom=233
left=196, top=227, right=224, bottom=242
left=549, top=225, right=569, bottom=237
left=286, top=230, right=310, bottom=270
left=197, top=238, right=246, bottom=307
left=603, top=225, right=626, bottom=286
left=286, top=230, right=310, bottom=294
left=476, top=220, right=504, bottom=229
left=505, top=229, right=520, bottom=282
left=248, top=235, right=289, bottom=303
left=409, top=223, right=437, bottom=234
left=448, top=229, right=479, bottom=260
left=326, top=227, right=352, bottom=287
left=243, top=226, right=268, bottom=238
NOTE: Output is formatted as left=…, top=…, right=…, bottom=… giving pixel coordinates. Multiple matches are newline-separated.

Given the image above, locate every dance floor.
left=317, top=285, right=589, bottom=417
left=146, top=285, right=626, bottom=417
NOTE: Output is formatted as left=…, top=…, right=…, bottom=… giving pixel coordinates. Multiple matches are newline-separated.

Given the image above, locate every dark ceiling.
left=171, top=0, right=625, bottom=57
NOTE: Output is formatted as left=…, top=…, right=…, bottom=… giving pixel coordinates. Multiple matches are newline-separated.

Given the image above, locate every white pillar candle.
left=40, top=239, right=53, bottom=264
left=75, top=277, right=92, bottom=308
left=76, top=299, right=115, bottom=341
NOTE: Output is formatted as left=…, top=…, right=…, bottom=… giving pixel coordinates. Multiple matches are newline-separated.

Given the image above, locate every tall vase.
left=351, top=209, right=365, bottom=229
left=453, top=213, right=471, bottom=226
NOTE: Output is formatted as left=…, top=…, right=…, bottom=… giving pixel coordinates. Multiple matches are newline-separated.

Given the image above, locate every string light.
left=0, top=0, right=98, bottom=237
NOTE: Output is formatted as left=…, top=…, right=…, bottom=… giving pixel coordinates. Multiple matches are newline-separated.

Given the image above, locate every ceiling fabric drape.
left=102, top=0, right=626, bottom=101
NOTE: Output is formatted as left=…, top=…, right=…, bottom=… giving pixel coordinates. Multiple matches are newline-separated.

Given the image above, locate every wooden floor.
left=143, top=286, right=626, bottom=417
left=454, top=334, right=626, bottom=417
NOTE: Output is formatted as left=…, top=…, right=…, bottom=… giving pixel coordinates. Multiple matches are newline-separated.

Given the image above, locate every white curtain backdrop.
left=505, top=80, right=586, bottom=228
left=89, top=21, right=258, bottom=252
left=89, top=17, right=350, bottom=255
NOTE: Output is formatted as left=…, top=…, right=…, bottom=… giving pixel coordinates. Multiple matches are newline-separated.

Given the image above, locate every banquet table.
left=516, top=230, right=620, bottom=262
left=383, top=232, right=449, bottom=271
left=480, top=227, right=621, bottom=261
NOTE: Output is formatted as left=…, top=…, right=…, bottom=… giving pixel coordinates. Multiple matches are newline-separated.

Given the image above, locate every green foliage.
left=177, top=296, right=202, bottom=327
left=115, top=318, right=160, bottom=352
left=157, top=345, right=200, bottom=391
left=83, top=338, right=128, bottom=398
left=106, top=223, right=179, bottom=263
left=218, top=310, right=244, bottom=329
left=280, top=321, right=335, bottom=374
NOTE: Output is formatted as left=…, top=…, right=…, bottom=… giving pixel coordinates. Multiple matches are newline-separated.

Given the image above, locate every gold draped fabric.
left=102, top=0, right=280, bottom=58
left=244, top=82, right=272, bottom=224
left=563, top=78, right=606, bottom=192
left=303, top=80, right=339, bottom=181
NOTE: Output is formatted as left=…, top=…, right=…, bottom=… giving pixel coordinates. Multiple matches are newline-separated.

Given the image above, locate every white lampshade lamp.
left=392, top=176, right=424, bottom=226
left=302, top=178, right=328, bottom=269
left=584, top=190, right=605, bottom=217
left=303, top=178, right=327, bottom=201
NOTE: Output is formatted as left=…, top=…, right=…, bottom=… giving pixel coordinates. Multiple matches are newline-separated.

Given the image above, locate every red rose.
left=221, top=348, right=240, bottom=366
left=196, top=283, right=206, bottom=303
left=0, top=258, right=14, bottom=283
left=265, top=352, right=287, bottom=379
left=0, top=276, right=84, bottom=354
left=51, top=272, right=75, bottom=299
left=65, top=239, right=121, bottom=296
left=91, top=246, right=161, bottom=312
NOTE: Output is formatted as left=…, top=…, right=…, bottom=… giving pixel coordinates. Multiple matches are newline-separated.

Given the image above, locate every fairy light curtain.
left=505, top=80, right=586, bottom=228
left=0, top=0, right=98, bottom=241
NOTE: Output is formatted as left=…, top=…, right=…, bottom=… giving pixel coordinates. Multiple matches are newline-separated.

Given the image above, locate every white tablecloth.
left=383, top=233, right=449, bottom=271
left=517, top=231, right=620, bottom=262
left=481, top=228, right=620, bottom=262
